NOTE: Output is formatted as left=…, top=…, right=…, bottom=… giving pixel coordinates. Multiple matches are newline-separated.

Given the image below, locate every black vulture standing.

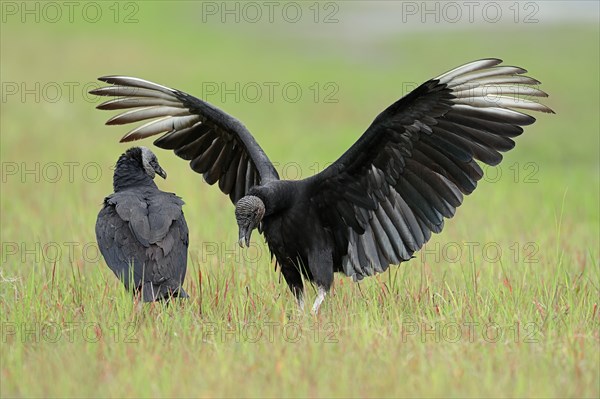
left=96, top=146, right=189, bottom=302
left=91, top=59, right=553, bottom=312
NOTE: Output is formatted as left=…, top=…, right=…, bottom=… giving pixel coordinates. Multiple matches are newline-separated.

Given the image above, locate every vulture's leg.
left=281, top=263, right=305, bottom=310
left=308, top=247, right=334, bottom=315
left=293, top=289, right=305, bottom=311
left=311, top=286, right=327, bottom=314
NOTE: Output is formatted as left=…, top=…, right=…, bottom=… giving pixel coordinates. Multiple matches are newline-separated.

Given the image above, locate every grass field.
left=1, top=2, right=599, bottom=398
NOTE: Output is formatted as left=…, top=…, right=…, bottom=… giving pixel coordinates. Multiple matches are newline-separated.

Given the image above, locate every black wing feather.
left=91, top=77, right=279, bottom=204
left=308, top=58, right=554, bottom=280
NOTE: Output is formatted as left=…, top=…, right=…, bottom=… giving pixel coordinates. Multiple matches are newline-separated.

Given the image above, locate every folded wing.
left=95, top=191, right=189, bottom=300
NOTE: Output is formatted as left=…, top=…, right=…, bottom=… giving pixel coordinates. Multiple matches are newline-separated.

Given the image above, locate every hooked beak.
left=156, top=166, right=167, bottom=179
left=238, top=225, right=252, bottom=248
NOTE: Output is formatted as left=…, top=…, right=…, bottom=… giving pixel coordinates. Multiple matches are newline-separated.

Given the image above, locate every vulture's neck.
left=251, top=182, right=296, bottom=216
left=113, top=157, right=157, bottom=192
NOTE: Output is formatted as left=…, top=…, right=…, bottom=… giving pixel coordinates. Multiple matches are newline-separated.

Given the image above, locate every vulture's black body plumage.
left=91, top=59, right=553, bottom=312
left=95, top=147, right=189, bottom=302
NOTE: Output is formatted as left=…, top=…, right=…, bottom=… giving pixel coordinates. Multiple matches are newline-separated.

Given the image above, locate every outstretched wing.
left=95, top=191, right=189, bottom=300
left=308, top=58, right=554, bottom=280
left=90, top=77, right=279, bottom=204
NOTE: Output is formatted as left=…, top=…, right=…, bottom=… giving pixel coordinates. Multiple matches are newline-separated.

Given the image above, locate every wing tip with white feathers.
left=436, top=58, right=555, bottom=115
left=90, top=76, right=202, bottom=143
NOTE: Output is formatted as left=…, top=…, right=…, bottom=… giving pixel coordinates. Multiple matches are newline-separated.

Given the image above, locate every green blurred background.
left=1, top=1, right=598, bottom=398
left=1, top=0, right=598, bottom=261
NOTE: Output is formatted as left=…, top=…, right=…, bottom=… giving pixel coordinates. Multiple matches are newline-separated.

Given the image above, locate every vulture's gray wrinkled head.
left=139, top=147, right=167, bottom=179
left=235, top=195, right=265, bottom=247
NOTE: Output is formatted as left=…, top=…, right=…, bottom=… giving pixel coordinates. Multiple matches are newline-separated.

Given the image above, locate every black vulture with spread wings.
left=91, top=59, right=553, bottom=312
